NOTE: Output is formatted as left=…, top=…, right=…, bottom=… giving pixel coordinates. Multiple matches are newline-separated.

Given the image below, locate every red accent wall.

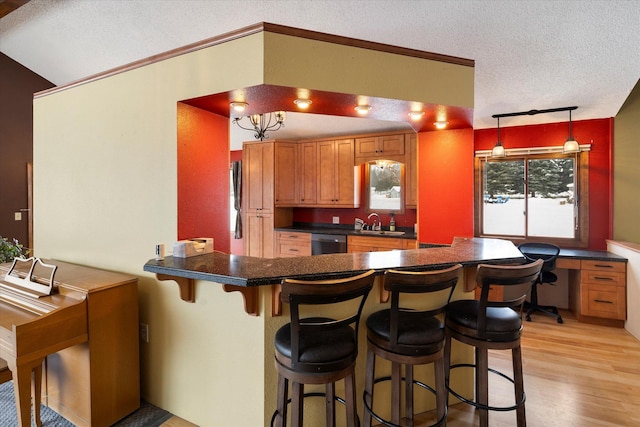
left=474, top=118, right=613, bottom=250
left=177, top=103, right=230, bottom=252
left=417, top=129, right=475, bottom=244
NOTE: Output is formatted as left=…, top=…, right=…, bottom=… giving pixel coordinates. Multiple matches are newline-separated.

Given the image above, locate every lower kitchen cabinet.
left=347, top=235, right=413, bottom=253
left=275, top=231, right=311, bottom=257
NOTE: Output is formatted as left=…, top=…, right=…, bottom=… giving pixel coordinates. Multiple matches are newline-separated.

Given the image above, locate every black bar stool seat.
left=272, top=270, right=376, bottom=427
left=444, top=260, right=543, bottom=427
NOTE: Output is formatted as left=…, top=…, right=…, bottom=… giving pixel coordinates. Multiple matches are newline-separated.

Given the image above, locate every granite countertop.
left=143, top=237, right=524, bottom=287
left=558, top=248, right=627, bottom=262
left=275, top=223, right=418, bottom=239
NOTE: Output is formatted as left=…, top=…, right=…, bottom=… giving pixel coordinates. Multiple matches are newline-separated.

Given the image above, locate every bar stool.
left=444, top=260, right=543, bottom=427
left=363, top=264, right=462, bottom=427
left=272, top=270, right=376, bottom=427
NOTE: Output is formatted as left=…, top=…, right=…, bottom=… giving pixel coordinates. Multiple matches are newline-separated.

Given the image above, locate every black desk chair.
left=272, top=270, right=376, bottom=427
left=517, top=243, right=563, bottom=324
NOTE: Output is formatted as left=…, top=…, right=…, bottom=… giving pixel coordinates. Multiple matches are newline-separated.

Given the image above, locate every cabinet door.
left=379, top=134, right=405, bottom=157
left=274, top=142, right=297, bottom=206
left=275, top=231, right=311, bottom=257
left=317, top=140, right=337, bottom=205
left=243, top=142, right=274, bottom=212
left=334, top=138, right=357, bottom=206
left=405, top=134, right=418, bottom=208
left=244, top=212, right=275, bottom=258
left=354, top=136, right=379, bottom=158
left=297, top=142, right=317, bottom=205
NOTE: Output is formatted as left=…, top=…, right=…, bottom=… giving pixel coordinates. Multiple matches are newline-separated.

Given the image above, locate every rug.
left=0, top=381, right=173, bottom=426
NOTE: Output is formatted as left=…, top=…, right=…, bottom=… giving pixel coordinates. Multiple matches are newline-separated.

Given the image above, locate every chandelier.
left=233, top=111, right=285, bottom=141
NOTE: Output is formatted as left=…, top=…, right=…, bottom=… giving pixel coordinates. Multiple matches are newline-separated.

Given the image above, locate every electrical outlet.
left=139, top=323, right=149, bottom=343
left=14, top=212, right=22, bottom=221
left=332, top=216, right=340, bottom=224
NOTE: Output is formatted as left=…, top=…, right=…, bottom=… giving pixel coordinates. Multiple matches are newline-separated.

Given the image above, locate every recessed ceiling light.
left=230, top=102, right=248, bottom=112
left=434, top=121, right=449, bottom=129
left=294, top=99, right=312, bottom=109
left=408, top=111, right=425, bottom=121
left=354, top=105, right=372, bottom=115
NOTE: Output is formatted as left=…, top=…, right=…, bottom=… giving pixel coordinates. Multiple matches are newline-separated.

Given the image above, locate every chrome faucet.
left=367, top=213, right=382, bottom=231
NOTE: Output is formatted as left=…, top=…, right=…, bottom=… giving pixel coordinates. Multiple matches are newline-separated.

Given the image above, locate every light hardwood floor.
left=161, top=310, right=640, bottom=426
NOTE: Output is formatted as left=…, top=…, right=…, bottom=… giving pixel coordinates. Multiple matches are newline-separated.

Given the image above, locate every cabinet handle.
left=594, top=276, right=614, bottom=281
left=290, top=249, right=299, bottom=252
left=593, top=264, right=614, bottom=268
left=594, top=299, right=613, bottom=304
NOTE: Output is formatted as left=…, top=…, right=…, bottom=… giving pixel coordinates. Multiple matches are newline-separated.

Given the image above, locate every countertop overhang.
left=143, top=237, right=525, bottom=287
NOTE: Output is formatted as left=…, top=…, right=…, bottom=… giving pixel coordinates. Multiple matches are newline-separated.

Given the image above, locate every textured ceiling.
left=1, top=0, right=639, bottom=148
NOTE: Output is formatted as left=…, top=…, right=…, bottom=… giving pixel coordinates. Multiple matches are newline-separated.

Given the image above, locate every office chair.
left=517, top=242, right=563, bottom=324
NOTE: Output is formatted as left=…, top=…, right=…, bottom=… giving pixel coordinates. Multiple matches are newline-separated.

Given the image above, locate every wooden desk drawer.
left=276, top=231, right=311, bottom=243
left=580, top=269, right=625, bottom=286
left=581, top=260, right=626, bottom=272
left=583, top=284, right=626, bottom=320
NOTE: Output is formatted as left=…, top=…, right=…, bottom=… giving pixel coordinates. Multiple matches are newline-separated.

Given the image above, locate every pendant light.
left=491, top=117, right=505, bottom=157
left=563, top=109, right=580, bottom=153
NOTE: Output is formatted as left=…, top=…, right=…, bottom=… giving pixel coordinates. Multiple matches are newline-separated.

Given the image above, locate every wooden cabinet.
left=275, top=231, right=311, bottom=257
left=317, top=138, right=360, bottom=207
left=405, top=133, right=418, bottom=208
left=577, top=260, right=626, bottom=320
left=347, top=235, right=406, bottom=253
left=242, top=140, right=293, bottom=258
left=245, top=212, right=274, bottom=258
left=244, top=141, right=274, bottom=213
left=274, top=142, right=298, bottom=206
left=402, top=238, right=418, bottom=250
left=297, top=141, right=317, bottom=205
left=355, top=134, right=406, bottom=163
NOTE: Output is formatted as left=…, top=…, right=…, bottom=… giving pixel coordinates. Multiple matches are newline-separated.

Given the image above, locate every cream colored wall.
left=607, top=241, right=640, bottom=340
left=33, top=28, right=474, bottom=426
left=264, top=32, right=474, bottom=109
left=613, top=79, right=640, bottom=244
left=34, top=34, right=268, bottom=426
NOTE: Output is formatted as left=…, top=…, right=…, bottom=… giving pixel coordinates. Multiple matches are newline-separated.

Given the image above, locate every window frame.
left=364, top=161, right=406, bottom=214
left=474, top=151, right=589, bottom=248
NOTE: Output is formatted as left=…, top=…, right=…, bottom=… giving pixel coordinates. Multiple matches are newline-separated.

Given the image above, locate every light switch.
left=14, top=212, right=22, bottom=221
left=332, top=216, right=340, bottom=224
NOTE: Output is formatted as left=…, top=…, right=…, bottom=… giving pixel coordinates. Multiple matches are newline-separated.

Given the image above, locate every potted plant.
left=0, top=236, right=30, bottom=263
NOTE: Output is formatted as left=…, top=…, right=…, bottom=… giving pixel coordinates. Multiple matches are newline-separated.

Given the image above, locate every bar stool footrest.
left=446, top=363, right=526, bottom=412
left=271, top=392, right=360, bottom=427
left=363, top=376, right=447, bottom=427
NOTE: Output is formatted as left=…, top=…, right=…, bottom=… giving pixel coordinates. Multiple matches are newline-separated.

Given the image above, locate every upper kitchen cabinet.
left=317, top=138, right=360, bottom=207
left=274, top=141, right=298, bottom=206
left=297, top=141, right=317, bottom=206
left=243, top=141, right=274, bottom=213
left=355, top=134, right=406, bottom=164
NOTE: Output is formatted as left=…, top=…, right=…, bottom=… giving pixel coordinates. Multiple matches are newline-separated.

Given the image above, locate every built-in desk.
left=555, top=249, right=628, bottom=327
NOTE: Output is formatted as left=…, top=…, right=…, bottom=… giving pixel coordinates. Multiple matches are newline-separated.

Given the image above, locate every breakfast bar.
left=143, top=237, right=526, bottom=315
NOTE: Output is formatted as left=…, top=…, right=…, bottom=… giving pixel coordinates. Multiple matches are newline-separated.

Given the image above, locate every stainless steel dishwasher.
left=311, top=233, right=347, bottom=255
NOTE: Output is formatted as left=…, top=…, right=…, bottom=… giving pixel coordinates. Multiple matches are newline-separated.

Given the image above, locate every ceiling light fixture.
left=434, top=120, right=449, bottom=130
left=293, top=99, right=312, bottom=109
left=233, top=111, right=285, bottom=141
left=408, top=111, right=425, bottom=121
left=230, top=102, right=248, bottom=113
left=563, top=109, right=580, bottom=153
left=491, top=106, right=579, bottom=157
left=354, top=104, right=372, bottom=115
left=491, top=117, right=506, bottom=158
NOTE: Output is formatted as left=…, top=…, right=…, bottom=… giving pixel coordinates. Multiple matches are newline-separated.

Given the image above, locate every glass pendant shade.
left=563, top=138, right=580, bottom=153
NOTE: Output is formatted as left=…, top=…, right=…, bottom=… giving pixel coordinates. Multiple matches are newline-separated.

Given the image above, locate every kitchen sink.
left=358, top=230, right=405, bottom=236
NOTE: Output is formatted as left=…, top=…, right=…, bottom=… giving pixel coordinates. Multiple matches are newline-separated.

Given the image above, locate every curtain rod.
left=492, top=106, right=577, bottom=119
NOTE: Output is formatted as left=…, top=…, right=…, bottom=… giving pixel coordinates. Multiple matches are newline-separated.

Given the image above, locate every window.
left=366, top=161, right=404, bottom=213
left=475, top=152, right=588, bottom=247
